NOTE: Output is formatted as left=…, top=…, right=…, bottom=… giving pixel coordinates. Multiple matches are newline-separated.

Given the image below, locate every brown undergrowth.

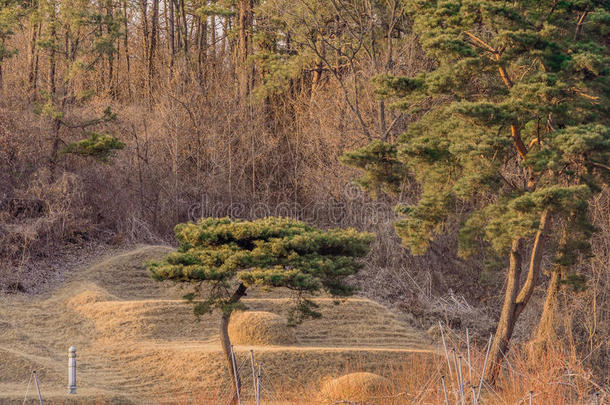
left=175, top=348, right=606, bottom=404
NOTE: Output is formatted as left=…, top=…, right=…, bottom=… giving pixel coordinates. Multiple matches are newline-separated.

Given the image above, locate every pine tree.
left=34, top=0, right=124, bottom=175
left=253, top=0, right=410, bottom=139
left=61, top=131, right=125, bottom=162
left=0, top=0, right=26, bottom=88
left=342, top=0, right=609, bottom=383
left=148, top=216, right=374, bottom=403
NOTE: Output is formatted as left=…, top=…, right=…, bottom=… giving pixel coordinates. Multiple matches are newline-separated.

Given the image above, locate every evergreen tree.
left=0, top=0, right=26, bottom=88
left=253, top=0, right=410, bottom=138
left=34, top=0, right=124, bottom=175
left=148, top=217, right=373, bottom=402
left=342, top=0, right=609, bottom=383
left=61, top=131, right=125, bottom=162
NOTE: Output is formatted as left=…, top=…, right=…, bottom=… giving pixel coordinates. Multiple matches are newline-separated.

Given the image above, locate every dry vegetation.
left=2, top=246, right=605, bottom=404
left=0, top=246, right=433, bottom=403
left=0, top=0, right=608, bottom=401
left=228, top=311, right=298, bottom=346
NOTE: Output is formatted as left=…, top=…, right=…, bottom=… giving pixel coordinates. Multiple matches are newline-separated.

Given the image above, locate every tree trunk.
left=123, top=0, right=131, bottom=99
left=379, top=99, right=387, bottom=138
left=210, top=15, right=216, bottom=62
left=484, top=237, right=523, bottom=383
left=148, top=0, right=159, bottom=95
left=140, top=0, right=149, bottom=93
left=574, top=11, right=588, bottom=41
left=197, top=20, right=207, bottom=86
left=28, top=21, right=40, bottom=92
left=179, top=0, right=188, bottom=54
left=530, top=226, right=569, bottom=354
left=529, top=266, right=561, bottom=353
left=220, top=283, right=247, bottom=405
left=484, top=209, right=551, bottom=383
left=0, top=40, right=4, bottom=90
left=49, top=17, right=57, bottom=95
left=107, top=1, right=115, bottom=96
left=168, top=0, right=175, bottom=77
left=237, top=0, right=252, bottom=100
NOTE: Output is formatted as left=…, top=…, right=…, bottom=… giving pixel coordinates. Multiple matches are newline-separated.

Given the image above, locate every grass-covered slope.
left=0, top=246, right=431, bottom=403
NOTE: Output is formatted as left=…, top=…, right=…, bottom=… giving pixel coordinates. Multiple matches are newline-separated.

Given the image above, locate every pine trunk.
left=484, top=237, right=523, bottom=383
left=530, top=267, right=561, bottom=353
left=530, top=225, right=570, bottom=354
left=28, top=22, right=40, bottom=92
left=237, top=0, right=252, bottom=100
left=148, top=0, right=159, bottom=94
left=168, top=0, right=175, bottom=76
left=220, top=314, right=239, bottom=405
left=485, top=209, right=551, bottom=383
left=219, top=283, right=247, bottom=405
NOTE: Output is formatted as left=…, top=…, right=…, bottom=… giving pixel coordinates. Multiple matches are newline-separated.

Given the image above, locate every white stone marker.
left=68, top=346, right=77, bottom=394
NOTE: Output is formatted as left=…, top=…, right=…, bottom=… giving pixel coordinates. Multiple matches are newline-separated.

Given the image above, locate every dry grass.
left=1, top=245, right=605, bottom=404
left=183, top=348, right=607, bottom=405
left=318, top=372, right=393, bottom=403
left=229, top=311, right=298, bottom=345
left=0, top=246, right=433, bottom=403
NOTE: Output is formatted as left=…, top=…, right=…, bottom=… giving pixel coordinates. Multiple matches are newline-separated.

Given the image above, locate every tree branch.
left=463, top=31, right=496, bottom=53
left=574, top=11, right=589, bottom=40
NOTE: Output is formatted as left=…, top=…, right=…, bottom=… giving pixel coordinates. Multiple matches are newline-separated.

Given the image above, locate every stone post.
left=68, top=346, right=76, bottom=394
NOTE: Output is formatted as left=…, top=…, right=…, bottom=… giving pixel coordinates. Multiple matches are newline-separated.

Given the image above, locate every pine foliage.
left=0, top=0, right=23, bottom=63
left=148, top=217, right=374, bottom=319
left=343, top=0, right=609, bottom=264
left=62, top=133, right=125, bottom=162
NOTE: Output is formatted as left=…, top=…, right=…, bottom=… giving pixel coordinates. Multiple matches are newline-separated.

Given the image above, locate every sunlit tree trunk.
left=530, top=227, right=569, bottom=353
left=148, top=0, right=159, bottom=94
left=168, top=0, right=175, bottom=78
left=531, top=267, right=562, bottom=349
left=237, top=0, right=252, bottom=100
left=197, top=19, right=207, bottom=85
left=122, top=0, right=131, bottom=99
left=219, top=283, right=247, bottom=405
left=485, top=209, right=551, bottom=383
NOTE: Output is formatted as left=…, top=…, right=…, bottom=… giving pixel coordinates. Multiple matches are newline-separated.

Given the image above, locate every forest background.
left=0, top=0, right=607, bottom=385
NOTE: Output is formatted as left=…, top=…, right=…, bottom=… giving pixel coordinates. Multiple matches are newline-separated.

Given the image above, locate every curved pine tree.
left=342, top=0, right=609, bottom=384
left=148, top=217, right=374, bottom=402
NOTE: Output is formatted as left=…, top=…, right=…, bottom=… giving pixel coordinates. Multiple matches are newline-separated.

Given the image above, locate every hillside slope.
left=0, top=246, right=433, bottom=404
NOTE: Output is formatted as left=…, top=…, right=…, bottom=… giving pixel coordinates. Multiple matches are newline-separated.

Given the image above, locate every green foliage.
left=196, top=4, right=236, bottom=17
left=61, top=133, right=125, bottom=162
left=0, top=0, right=25, bottom=63
left=252, top=0, right=412, bottom=99
left=340, top=140, right=408, bottom=198
left=148, top=217, right=374, bottom=320
left=37, top=0, right=123, bottom=77
left=343, top=0, right=609, bottom=279
left=251, top=51, right=311, bottom=99
left=38, top=99, right=64, bottom=120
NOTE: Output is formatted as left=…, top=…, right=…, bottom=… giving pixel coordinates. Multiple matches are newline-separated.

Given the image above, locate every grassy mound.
left=0, top=245, right=430, bottom=402
left=64, top=286, right=115, bottom=308
left=228, top=311, right=298, bottom=346
left=319, top=372, right=394, bottom=403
